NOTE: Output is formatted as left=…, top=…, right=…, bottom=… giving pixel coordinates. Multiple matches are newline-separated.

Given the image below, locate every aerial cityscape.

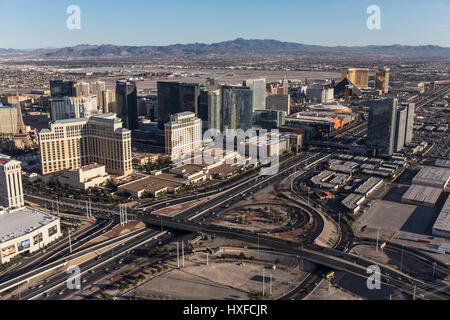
left=0, top=0, right=449, bottom=313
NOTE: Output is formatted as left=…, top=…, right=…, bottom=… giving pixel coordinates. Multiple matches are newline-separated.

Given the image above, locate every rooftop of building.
left=413, top=167, right=450, bottom=186
left=401, top=184, right=442, bottom=204
left=433, top=196, right=450, bottom=233
left=0, top=207, right=59, bottom=244
left=119, top=175, right=183, bottom=193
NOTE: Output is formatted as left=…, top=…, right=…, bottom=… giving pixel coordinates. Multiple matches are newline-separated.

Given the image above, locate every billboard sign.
left=17, top=239, right=30, bottom=251
left=33, top=233, right=43, bottom=245
left=48, top=225, right=58, bottom=237
left=2, top=245, right=16, bottom=257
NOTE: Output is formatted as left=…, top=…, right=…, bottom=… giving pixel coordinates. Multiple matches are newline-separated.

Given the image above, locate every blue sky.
left=1, top=0, right=449, bottom=49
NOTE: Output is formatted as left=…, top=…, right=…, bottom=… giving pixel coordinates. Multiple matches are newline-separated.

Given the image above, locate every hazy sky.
left=1, top=0, right=450, bottom=49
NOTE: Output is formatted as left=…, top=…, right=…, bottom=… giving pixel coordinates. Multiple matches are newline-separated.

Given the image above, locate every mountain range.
left=1, top=38, right=449, bottom=59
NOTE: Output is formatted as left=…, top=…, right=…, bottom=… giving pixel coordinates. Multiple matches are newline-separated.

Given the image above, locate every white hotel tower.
left=0, top=154, right=24, bottom=209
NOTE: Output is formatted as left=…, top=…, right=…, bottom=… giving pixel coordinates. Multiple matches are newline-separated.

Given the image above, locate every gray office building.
left=243, top=79, right=266, bottom=111
left=403, top=103, right=415, bottom=145
left=367, top=98, right=397, bottom=156
left=253, top=110, right=286, bottom=129
left=157, top=81, right=200, bottom=126
left=115, top=80, right=138, bottom=130
left=50, top=80, right=76, bottom=97
left=394, top=106, right=407, bottom=152
left=198, top=89, right=221, bottom=131
left=221, top=86, right=253, bottom=131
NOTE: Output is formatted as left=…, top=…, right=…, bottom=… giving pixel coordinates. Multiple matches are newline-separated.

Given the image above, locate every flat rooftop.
left=401, top=185, right=442, bottom=205
left=0, top=207, right=59, bottom=244
left=355, top=177, right=382, bottom=195
left=120, top=175, right=182, bottom=193
left=412, top=167, right=450, bottom=188
left=433, top=196, right=450, bottom=233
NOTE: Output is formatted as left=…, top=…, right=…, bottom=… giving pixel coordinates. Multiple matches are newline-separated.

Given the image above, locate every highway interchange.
left=1, top=84, right=449, bottom=301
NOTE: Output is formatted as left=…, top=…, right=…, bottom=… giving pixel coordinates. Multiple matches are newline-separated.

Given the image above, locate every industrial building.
left=401, top=185, right=442, bottom=207
left=355, top=177, right=383, bottom=196
left=412, top=167, right=450, bottom=189
left=341, top=193, right=366, bottom=212
left=433, top=196, right=450, bottom=238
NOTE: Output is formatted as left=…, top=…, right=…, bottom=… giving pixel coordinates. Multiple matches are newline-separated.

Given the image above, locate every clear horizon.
left=1, top=0, right=450, bottom=49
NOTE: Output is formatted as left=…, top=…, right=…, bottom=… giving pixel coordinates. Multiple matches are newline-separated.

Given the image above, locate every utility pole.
left=400, top=244, right=404, bottom=272
left=68, top=228, right=72, bottom=253
left=176, top=242, right=180, bottom=268
left=413, top=285, right=416, bottom=300
left=262, top=267, right=265, bottom=296
left=258, top=233, right=260, bottom=260
left=207, top=252, right=209, bottom=266
left=270, top=273, right=272, bottom=295
left=376, top=230, right=379, bottom=252
left=182, top=240, right=185, bottom=268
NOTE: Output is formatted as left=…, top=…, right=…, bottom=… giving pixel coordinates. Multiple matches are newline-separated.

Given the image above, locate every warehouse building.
left=341, top=193, right=366, bottom=213
left=355, top=177, right=383, bottom=196
left=433, top=196, right=450, bottom=238
left=412, top=167, right=450, bottom=189
left=401, top=185, right=442, bottom=208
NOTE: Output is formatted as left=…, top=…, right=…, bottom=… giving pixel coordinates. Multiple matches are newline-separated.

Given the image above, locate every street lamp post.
left=400, top=244, right=404, bottom=273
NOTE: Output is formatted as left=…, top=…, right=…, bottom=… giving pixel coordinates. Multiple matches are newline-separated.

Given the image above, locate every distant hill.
left=2, top=39, right=450, bottom=59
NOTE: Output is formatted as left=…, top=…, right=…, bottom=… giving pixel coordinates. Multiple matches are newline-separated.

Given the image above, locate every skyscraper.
left=164, top=112, right=202, bottom=160
left=74, top=82, right=90, bottom=97
left=394, top=106, right=407, bottom=152
left=50, top=96, right=99, bottom=120
left=92, top=81, right=106, bottom=110
left=367, top=98, right=397, bottom=156
left=157, top=81, right=200, bottom=126
left=50, top=80, right=76, bottom=97
left=38, top=113, right=132, bottom=176
left=244, top=79, right=266, bottom=111
left=0, top=154, right=24, bottom=209
left=375, top=68, right=390, bottom=94
left=115, top=81, right=138, bottom=130
left=198, top=89, right=221, bottom=131
left=403, top=103, right=415, bottom=145
left=102, top=89, right=116, bottom=114
left=221, top=86, right=253, bottom=131
left=341, top=68, right=369, bottom=89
